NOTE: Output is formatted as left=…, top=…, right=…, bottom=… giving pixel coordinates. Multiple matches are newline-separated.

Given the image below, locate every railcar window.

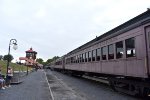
left=82, top=53, right=85, bottom=62
left=92, top=50, right=96, bottom=61
left=73, top=56, right=76, bottom=63
left=102, top=46, right=107, bottom=60
left=67, top=58, right=69, bottom=64
left=57, top=61, right=62, bottom=65
left=72, top=57, right=74, bottom=63
left=71, top=57, right=73, bottom=63
left=80, top=54, right=82, bottom=63
left=78, top=55, right=80, bottom=63
left=68, top=58, right=70, bottom=64
left=108, top=44, right=114, bottom=59
left=66, top=58, right=68, bottom=64
left=65, top=59, right=67, bottom=64
left=88, top=51, right=92, bottom=62
left=71, top=57, right=74, bottom=63
left=116, top=41, right=123, bottom=59
left=60, top=61, right=62, bottom=65
left=77, top=55, right=79, bottom=63
left=148, top=32, right=150, bottom=48
left=125, top=37, right=135, bottom=57
left=85, top=52, right=88, bottom=62
left=66, top=58, right=69, bottom=64
left=75, top=56, right=77, bottom=63
left=96, top=48, right=101, bottom=61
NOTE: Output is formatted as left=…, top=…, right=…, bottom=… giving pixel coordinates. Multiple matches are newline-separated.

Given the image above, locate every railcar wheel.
left=108, top=77, right=142, bottom=96
left=142, top=88, right=150, bottom=99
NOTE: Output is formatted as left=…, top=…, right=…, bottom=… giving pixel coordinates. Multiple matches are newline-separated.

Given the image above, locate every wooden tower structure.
left=19, top=47, right=37, bottom=67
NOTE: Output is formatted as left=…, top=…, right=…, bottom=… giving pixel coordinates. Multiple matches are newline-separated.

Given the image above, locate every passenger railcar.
left=50, top=56, right=65, bottom=71
left=51, top=10, right=150, bottom=97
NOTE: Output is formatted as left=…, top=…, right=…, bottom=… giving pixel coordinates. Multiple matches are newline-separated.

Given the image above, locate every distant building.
left=19, top=47, right=37, bottom=67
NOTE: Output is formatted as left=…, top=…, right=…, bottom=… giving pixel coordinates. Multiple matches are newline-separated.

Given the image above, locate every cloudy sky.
left=0, top=0, right=150, bottom=62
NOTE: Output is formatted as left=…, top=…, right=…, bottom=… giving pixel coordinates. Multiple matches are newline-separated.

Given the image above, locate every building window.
left=88, top=51, right=92, bottom=62
left=92, top=50, right=96, bottom=61
left=108, top=44, right=114, bottom=59
left=116, top=41, right=123, bottom=59
left=96, top=48, right=100, bottom=61
left=102, top=46, right=107, bottom=60
left=125, top=37, right=135, bottom=57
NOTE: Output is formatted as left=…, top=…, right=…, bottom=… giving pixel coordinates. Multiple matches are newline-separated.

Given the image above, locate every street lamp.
left=6, top=39, right=18, bottom=76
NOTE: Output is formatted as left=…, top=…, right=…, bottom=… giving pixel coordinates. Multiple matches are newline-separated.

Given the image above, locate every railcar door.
left=145, top=25, right=150, bottom=75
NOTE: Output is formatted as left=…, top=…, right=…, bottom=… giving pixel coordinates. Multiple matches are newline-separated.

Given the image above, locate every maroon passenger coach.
left=51, top=10, right=150, bottom=97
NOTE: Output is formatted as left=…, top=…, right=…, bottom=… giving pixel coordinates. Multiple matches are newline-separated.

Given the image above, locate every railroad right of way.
left=45, top=69, right=87, bottom=100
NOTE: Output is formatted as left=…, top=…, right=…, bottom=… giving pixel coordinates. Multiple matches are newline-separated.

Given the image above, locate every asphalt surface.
left=0, top=69, right=87, bottom=100
left=0, top=69, right=144, bottom=100
left=49, top=70, right=142, bottom=100
left=0, top=70, right=52, bottom=100
left=46, top=69, right=87, bottom=100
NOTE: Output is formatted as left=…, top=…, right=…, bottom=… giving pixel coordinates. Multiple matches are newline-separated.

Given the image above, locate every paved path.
left=0, top=70, right=52, bottom=100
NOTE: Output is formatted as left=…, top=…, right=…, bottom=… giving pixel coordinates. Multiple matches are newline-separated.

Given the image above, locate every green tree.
left=47, top=59, right=53, bottom=63
left=0, top=55, right=3, bottom=60
left=45, top=56, right=60, bottom=65
left=36, top=58, right=44, bottom=64
left=44, top=59, right=53, bottom=65
left=3, top=54, right=14, bottom=62
left=52, top=56, right=60, bottom=61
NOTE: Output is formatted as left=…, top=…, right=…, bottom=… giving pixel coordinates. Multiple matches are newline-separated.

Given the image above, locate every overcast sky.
left=0, top=0, right=150, bottom=62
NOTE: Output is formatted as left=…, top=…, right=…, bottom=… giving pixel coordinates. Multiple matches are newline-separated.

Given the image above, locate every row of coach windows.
left=55, top=61, right=62, bottom=65
left=66, top=37, right=135, bottom=64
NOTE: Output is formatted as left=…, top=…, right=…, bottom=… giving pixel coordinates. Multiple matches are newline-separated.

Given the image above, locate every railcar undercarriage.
left=108, top=77, right=150, bottom=98
left=52, top=68, right=150, bottom=98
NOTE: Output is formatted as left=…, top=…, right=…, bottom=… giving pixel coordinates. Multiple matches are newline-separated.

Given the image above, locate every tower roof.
left=26, top=47, right=37, bottom=54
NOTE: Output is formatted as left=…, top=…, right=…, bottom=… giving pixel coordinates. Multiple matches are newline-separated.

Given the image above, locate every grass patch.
left=0, top=60, right=32, bottom=75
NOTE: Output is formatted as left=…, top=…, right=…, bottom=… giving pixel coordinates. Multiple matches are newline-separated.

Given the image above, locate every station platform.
left=0, top=70, right=52, bottom=100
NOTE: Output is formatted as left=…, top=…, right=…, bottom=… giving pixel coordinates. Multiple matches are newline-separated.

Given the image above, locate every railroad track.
left=82, top=75, right=109, bottom=85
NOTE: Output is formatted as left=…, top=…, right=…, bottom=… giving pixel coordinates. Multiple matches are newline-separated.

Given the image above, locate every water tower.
left=19, top=48, right=37, bottom=66
left=26, top=47, right=37, bottom=61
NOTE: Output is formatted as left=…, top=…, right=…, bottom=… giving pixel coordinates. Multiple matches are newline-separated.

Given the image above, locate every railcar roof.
left=67, top=10, right=150, bottom=55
